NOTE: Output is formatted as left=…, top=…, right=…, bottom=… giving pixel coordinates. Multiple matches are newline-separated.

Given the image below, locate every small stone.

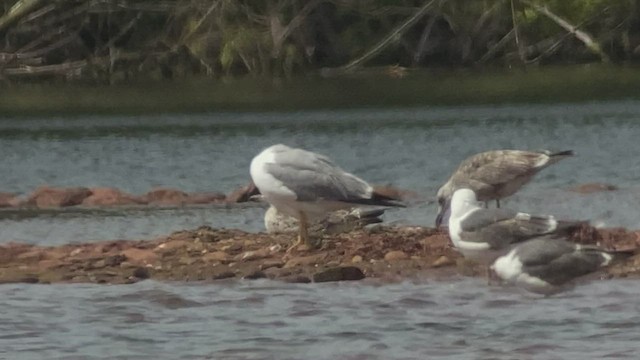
left=221, top=243, right=243, bottom=254
left=432, top=255, right=454, bottom=268
left=259, top=260, right=284, bottom=270
left=351, top=255, right=363, bottom=263
left=384, top=250, right=408, bottom=262
left=69, top=248, right=82, bottom=257
left=105, top=254, right=127, bottom=267
left=132, top=267, right=150, bottom=279
left=202, top=251, right=231, bottom=263
left=239, top=248, right=272, bottom=261
left=313, top=266, right=365, bottom=283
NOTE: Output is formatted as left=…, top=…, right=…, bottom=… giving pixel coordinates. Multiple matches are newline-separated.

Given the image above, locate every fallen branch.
left=0, top=0, right=45, bottom=33
left=337, top=0, right=440, bottom=73
left=520, top=0, right=610, bottom=63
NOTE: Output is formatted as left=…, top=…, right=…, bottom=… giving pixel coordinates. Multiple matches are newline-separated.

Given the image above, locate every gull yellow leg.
left=286, top=211, right=310, bottom=253
left=298, top=211, right=310, bottom=247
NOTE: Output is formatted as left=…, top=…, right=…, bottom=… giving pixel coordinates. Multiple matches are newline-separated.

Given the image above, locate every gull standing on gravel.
left=250, top=144, right=403, bottom=251
left=447, top=188, right=584, bottom=265
left=264, top=205, right=385, bottom=235
left=491, top=236, right=634, bottom=295
left=436, top=149, right=574, bottom=226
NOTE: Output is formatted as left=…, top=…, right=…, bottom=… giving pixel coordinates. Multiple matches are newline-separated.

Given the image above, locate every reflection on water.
left=1, top=279, right=639, bottom=359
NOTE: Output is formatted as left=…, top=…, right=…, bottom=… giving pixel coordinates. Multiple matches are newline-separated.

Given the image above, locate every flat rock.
left=121, top=248, right=158, bottom=265
left=225, top=182, right=259, bottom=203
left=26, top=186, right=92, bottom=208
left=82, top=187, right=145, bottom=206
left=0, top=192, right=18, bottom=208
left=143, top=187, right=190, bottom=205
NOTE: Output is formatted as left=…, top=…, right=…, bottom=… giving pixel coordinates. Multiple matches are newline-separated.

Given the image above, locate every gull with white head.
left=448, top=188, right=584, bottom=265
left=250, top=144, right=403, bottom=251
left=491, top=236, right=634, bottom=295
left=436, top=149, right=574, bottom=227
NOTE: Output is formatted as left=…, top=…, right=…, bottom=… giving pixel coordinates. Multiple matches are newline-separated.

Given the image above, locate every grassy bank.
left=2, top=65, right=640, bottom=117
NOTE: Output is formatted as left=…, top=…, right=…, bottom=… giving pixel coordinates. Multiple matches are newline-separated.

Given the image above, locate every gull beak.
left=435, top=209, right=444, bottom=228
left=435, top=200, right=451, bottom=228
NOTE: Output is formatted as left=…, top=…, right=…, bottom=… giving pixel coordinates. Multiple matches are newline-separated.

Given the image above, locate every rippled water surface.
left=1, top=101, right=640, bottom=358
left=2, top=101, right=640, bottom=244
left=2, top=279, right=640, bottom=360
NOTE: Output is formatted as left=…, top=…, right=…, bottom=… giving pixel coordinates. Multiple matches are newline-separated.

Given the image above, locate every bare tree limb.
left=337, top=0, right=440, bottom=73
left=520, top=0, right=610, bottom=63
left=0, top=0, right=46, bottom=33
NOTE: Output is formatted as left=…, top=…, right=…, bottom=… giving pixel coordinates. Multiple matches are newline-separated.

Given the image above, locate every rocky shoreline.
left=1, top=224, right=638, bottom=286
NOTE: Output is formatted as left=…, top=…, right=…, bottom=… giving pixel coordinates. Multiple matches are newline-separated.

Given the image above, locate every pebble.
left=384, top=250, right=408, bottom=262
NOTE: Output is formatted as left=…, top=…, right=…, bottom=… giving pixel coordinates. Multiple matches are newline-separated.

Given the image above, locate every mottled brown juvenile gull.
left=448, top=189, right=584, bottom=265
left=264, top=205, right=385, bottom=235
left=436, top=149, right=574, bottom=226
left=491, top=236, right=634, bottom=295
left=250, top=144, right=403, bottom=251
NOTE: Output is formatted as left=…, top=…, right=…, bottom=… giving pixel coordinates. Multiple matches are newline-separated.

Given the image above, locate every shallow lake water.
left=1, top=101, right=640, bottom=358
left=2, top=278, right=640, bottom=360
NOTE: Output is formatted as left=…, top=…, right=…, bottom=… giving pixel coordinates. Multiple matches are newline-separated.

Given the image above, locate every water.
left=2, top=101, right=640, bottom=358
left=1, top=279, right=639, bottom=359
left=1, top=101, right=640, bottom=244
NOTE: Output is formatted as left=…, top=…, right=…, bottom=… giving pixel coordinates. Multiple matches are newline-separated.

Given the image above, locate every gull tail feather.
left=554, top=220, right=589, bottom=234
left=345, top=191, right=406, bottom=208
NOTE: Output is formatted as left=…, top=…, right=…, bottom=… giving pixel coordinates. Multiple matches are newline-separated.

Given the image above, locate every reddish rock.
left=225, top=182, right=260, bottom=203
left=239, top=248, right=272, bottom=261
left=82, top=187, right=146, bottom=206
left=143, top=187, right=190, bottom=205
left=202, top=251, right=231, bottom=263
left=0, top=192, right=18, bottom=208
left=26, top=186, right=92, bottom=208
left=384, top=250, right=408, bottom=262
left=120, top=248, right=159, bottom=265
left=569, top=183, right=618, bottom=194
left=185, top=192, right=226, bottom=204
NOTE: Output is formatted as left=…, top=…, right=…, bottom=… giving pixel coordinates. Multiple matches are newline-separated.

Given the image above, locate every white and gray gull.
left=491, top=236, right=634, bottom=295
left=250, top=144, right=403, bottom=250
left=436, top=149, right=574, bottom=226
left=448, top=188, right=584, bottom=265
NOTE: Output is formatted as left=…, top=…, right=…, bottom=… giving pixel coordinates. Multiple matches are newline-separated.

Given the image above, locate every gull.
left=448, top=188, right=584, bottom=265
left=491, top=236, right=634, bottom=295
left=250, top=144, right=403, bottom=251
left=436, top=149, right=574, bottom=226
left=264, top=205, right=385, bottom=235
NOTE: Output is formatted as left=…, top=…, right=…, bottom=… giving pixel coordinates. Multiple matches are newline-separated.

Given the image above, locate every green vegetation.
left=1, top=0, right=639, bottom=83
left=2, top=65, right=640, bottom=116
